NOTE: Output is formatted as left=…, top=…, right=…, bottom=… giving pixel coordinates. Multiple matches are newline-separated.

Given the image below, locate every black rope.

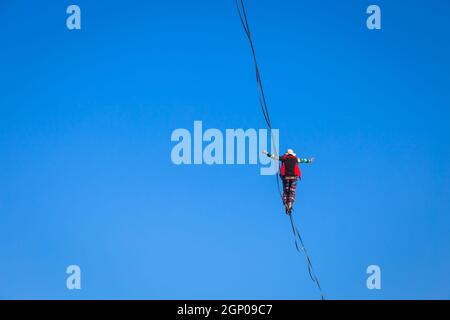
left=235, top=0, right=282, bottom=200
left=289, top=214, right=325, bottom=300
left=235, top=0, right=325, bottom=300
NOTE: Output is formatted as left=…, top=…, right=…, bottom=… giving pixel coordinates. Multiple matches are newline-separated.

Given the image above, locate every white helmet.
left=286, top=149, right=296, bottom=156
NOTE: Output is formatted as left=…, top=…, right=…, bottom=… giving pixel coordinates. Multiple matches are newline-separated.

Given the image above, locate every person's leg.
left=284, top=178, right=294, bottom=212
left=288, top=178, right=298, bottom=208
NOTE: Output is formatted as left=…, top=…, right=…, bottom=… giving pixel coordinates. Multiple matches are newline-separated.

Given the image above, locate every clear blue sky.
left=0, top=0, right=449, bottom=299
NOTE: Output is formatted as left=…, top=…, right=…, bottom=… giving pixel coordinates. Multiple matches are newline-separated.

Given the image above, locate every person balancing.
left=262, top=149, right=314, bottom=215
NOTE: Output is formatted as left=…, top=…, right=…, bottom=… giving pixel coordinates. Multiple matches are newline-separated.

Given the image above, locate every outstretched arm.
left=298, top=157, right=315, bottom=164
left=262, top=150, right=282, bottom=161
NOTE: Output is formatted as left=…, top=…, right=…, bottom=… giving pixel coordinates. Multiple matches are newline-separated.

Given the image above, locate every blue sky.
left=0, top=0, right=449, bottom=299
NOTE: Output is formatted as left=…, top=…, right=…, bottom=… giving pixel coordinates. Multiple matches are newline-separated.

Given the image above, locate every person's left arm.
left=298, top=157, right=315, bottom=164
left=262, top=151, right=282, bottom=161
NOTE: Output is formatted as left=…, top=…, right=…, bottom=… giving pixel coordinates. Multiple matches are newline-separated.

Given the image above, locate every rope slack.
left=235, top=0, right=325, bottom=300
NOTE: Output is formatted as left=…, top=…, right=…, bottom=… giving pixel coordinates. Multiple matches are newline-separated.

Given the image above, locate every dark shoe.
left=286, top=202, right=292, bottom=215
left=287, top=204, right=292, bottom=215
